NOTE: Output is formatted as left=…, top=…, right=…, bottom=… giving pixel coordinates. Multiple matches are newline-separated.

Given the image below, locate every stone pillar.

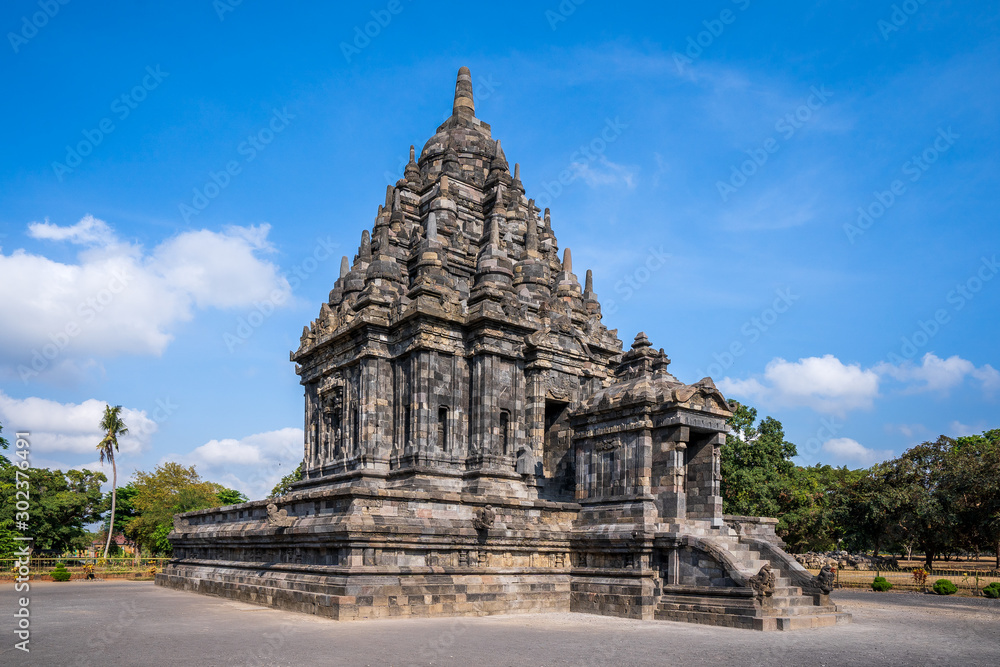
left=685, top=432, right=723, bottom=521
left=525, top=370, right=545, bottom=461
left=707, top=432, right=725, bottom=524
left=468, top=354, right=492, bottom=458
left=652, top=426, right=687, bottom=520
left=304, top=383, right=319, bottom=472
left=635, top=427, right=652, bottom=496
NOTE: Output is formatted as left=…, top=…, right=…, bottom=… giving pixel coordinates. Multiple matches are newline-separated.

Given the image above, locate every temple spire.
left=452, top=66, right=475, bottom=117
left=585, top=269, right=593, bottom=293
left=563, top=248, right=572, bottom=274
left=340, top=256, right=349, bottom=278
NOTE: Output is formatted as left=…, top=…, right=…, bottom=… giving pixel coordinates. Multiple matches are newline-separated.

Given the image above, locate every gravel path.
left=1, top=582, right=998, bottom=666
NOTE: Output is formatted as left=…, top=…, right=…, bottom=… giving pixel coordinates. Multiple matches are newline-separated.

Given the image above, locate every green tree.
left=127, top=462, right=221, bottom=555
left=0, top=420, right=15, bottom=556
left=270, top=462, right=303, bottom=497
left=945, top=429, right=1000, bottom=567
left=97, top=404, right=129, bottom=558
left=0, top=418, right=10, bottom=464
left=0, top=467, right=106, bottom=554
left=109, top=482, right=139, bottom=535
left=215, top=486, right=249, bottom=505
left=720, top=402, right=797, bottom=518
left=780, top=464, right=866, bottom=552
left=895, top=437, right=958, bottom=570
left=835, top=461, right=908, bottom=556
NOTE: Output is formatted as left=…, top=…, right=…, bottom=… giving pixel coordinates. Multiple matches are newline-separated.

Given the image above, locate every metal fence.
left=1, top=556, right=172, bottom=580
left=807, top=566, right=1000, bottom=595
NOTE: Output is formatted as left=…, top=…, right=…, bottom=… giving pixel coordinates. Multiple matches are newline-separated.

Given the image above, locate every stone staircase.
left=654, top=534, right=852, bottom=631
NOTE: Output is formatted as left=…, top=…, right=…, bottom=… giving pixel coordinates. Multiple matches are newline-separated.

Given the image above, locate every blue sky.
left=1, top=1, right=997, bottom=497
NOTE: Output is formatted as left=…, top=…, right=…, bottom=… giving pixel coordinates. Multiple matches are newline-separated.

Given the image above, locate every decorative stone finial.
left=526, top=215, right=538, bottom=253
left=489, top=212, right=501, bottom=247
left=585, top=269, right=593, bottom=293
left=340, top=256, right=349, bottom=278
left=632, top=332, right=651, bottom=349
left=385, top=185, right=393, bottom=209
left=492, top=181, right=506, bottom=217
left=453, top=66, right=475, bottom=117
left=543, top=208, right=551, bottom=230
left=405, top=145, right=420, bottom=182
left=426, top=212, right=438, bottom=242
left=491, top=140, right=509, bottom=173
left=563, top=248, right=572, bottom=274
left=360, top=229, right=371, bottom=262
left=513, top=163, right=520, bottom=181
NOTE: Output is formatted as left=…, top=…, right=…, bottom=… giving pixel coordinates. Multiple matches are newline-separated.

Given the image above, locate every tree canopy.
left=270, top=462, right=304, bottom=497
left=125, top=462, right=247, bottom=554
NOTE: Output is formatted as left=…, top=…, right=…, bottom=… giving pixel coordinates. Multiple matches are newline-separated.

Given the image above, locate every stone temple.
left=158, top=67, right=850, bottom=630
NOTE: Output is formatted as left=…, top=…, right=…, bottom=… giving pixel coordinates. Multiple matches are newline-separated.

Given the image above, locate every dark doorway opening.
left=543, top=399, right=573, bottom=499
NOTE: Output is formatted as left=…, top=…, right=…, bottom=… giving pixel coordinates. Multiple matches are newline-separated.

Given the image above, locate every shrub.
left=871, top=576, right=893, bottom=592
left=982, top=582, right=1000, bottom=599
left=912, top=568, right=928, bottom=587
left=50, top=562, right=71, bottom=582
left=932, top=578, right=957, bottom=595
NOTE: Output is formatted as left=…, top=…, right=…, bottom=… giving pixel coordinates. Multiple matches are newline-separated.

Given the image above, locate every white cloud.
left=0, top=217, right=292, bottom=382
left=719, top=354, right=879, bottom=415
left=874, top=353, right=1000, bottom=394
left=948, top=420, right=989, bottom=438
left=570, top=156, right=637, bottom=189
left=972, top=365, right=1000, bottom=392
left=175, top=427, right=303, bottom=500
left=28, top=214, right=116, bottom=245
left=0, top=390, right=156, bottom=458
left=821, top=437, right=893, bottom=466
left=884, top=422, right=927, bottom=439
left=722, top=352, right=999, bottom=417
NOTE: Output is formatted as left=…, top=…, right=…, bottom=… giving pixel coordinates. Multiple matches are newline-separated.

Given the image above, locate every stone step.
left=772, top=586, right=803, bottom=596
left=770, top=613, right=853, bottom=631
left=654, top=608, right=851, bottom=631
left=770, top=595, right=816, bottom=607
left=765, top=604, right=840, bottom=617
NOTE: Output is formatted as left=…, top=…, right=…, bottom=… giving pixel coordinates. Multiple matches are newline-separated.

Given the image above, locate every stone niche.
left=158, top=67, right=850, bottom=631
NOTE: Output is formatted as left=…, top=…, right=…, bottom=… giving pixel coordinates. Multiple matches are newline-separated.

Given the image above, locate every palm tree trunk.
left=103, top=457, right=117, bottom=558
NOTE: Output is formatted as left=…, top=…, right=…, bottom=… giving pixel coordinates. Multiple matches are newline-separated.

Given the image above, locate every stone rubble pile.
left=794, top=551, right=898, bottom=570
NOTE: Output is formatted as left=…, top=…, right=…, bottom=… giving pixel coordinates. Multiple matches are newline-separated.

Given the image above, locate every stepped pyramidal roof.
left=292, top=66, right=624, bottom=368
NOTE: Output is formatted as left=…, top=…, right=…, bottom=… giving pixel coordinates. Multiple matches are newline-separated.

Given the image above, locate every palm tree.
left=98, top=405, right=129, bottom=558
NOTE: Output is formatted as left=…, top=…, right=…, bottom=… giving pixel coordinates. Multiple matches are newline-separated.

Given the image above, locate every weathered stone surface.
left=158, top=67, right=850, bottom=631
